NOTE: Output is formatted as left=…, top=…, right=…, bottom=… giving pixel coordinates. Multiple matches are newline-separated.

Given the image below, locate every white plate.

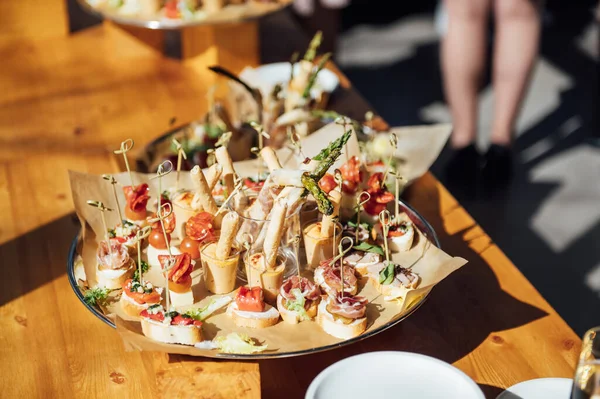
left=306, top=351, right=485, bottom=399
left=496, top=378, right=573, bottom=399
left=240, top=62, right=340, bottom=98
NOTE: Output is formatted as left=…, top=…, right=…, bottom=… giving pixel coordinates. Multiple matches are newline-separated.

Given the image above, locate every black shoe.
left=481, top=144, right=513, bottom=196
left=444, top=144, right=480, bottom=200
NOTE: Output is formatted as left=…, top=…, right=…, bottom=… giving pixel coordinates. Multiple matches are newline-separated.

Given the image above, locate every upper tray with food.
left=78, top=0, right=292, bottom=29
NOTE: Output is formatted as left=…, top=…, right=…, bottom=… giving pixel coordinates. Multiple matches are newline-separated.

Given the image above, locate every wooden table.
left=0, top=16, right=580, bottom=399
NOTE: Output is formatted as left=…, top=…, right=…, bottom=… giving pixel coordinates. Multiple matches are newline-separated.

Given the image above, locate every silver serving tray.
left=67, top=198, right=440, bottom=359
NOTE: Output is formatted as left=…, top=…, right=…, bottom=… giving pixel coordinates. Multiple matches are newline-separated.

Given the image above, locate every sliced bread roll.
left=276, top=294, right=319, bottom=324
left=140, top=318, right=203, bottom=346
left=96, top=263, right=134, bottom=290
left=226, top=302, right=280, bottom=328
left=317, top=299, right=367, bottom=340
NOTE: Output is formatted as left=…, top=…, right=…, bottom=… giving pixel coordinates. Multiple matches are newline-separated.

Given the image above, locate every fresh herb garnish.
left=123, top=220, right=135, bottom=227
left=107, top=229, right=116, bottom=238
left=353, top=242, right=384, bottom=256
left=185, top=302, right=212, bottom=321
left=165, top=311, right=180, bottom=318
left=378, top=262, right=396, bottom=285
left=132, top=260, right=149, bottom=283
left=83, top=287, right=113, bottom=307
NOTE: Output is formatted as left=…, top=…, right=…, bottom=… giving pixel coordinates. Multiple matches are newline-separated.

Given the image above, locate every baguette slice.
left=317, top=298, right=367, bottom=340
left=226, top=302, right=280, bottom=328
left=276, top=294, right=319, bottom=324
left=96, top=263, right=134, bottom=290
left=119, top=292, right=160, bottom=317
left=140, top=318, right=203, bottom=346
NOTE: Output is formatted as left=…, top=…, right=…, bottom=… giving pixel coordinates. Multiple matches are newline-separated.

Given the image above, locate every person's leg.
left=490, top=0, right=542, bottom=146
left=441, top=0, right=492, bottom=149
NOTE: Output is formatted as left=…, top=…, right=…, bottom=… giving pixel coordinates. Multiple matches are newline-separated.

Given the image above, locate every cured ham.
left=339, top=156, right=362, bottom=194
left=363, top=173, right=395, bottom=216
left=159, top=253, right=192, bottom=283
left=96, top=239, right=131, bottom=270
left=327, top=293, right=367, bottom=319
left=123, top=183, right=150, bottom=212
left=185, top=212, right=215, bottom=242
left=280, top=276, right=321, bottom=303
left=315, top=259, right=358, bottom=296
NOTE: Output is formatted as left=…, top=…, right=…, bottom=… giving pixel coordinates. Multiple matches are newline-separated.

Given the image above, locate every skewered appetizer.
left=302, top=189, right=342, bottom=268
left=317, top=293, right=368, bottom=339
left=140, top=304, right=204, bottom=346
left=277, top=276, right=321, bottom=324
left=120, top=278, right=163, bottom=317
left=159, top=253, right=195, bottom=307
left=314, top=258, right=358, bottom=297
left=226, top=286, right=280, bottom=328
left=96, top=239, right=135, bottom=289
left=123, top=183, right=151, bottom=222
left=109, top=220, right=140, bottom=247
left=379, top=218, right=415, bottom=253
left=369, top=262, right=420, bottom=302
left=147, top=212, right=181, bottom=268
left=179, top=212, right=215, bottom=261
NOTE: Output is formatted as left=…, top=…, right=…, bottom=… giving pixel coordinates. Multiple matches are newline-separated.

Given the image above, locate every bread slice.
left=140, top=318, right=203, bottom=346
left=119, top=292, right=158, bottom=317
left=226, top=302, right=280, bottom=328
left=276, top=294, right=319, bottom=324
left=317, top=298, right=367, bottom=340
left=96, top=263, right=134, bottom=290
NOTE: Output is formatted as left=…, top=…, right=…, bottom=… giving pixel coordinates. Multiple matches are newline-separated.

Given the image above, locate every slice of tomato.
left=172, top=315, right=194, bottom=326
left=235, top=286, right=265, bottom=312
left=140, top=309, right=164, bottom=322
left=114, top=236, right=127, bottom=244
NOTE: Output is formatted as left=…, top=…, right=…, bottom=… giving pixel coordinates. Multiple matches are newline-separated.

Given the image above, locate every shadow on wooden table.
left=0, top=214, right=80, bottom=308
left=259, top=175, right=549, bottom=399
left=479, top=383, right=506, bottom=399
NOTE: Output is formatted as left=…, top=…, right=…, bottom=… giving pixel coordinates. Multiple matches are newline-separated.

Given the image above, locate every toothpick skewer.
left=335, top=116, right=352, bottom=162
left=333, top=169, right=343, bottom=258
left=215, top=180, right=244, bottom=216
left=379, top=210, right=391, bottom=263
left=135, top=226, right=152, bottom=286
left=292, top=235, right=302, bottom=279
left=114, top=139, right=135, bottom=187
left=381, top=133, right=398, bottom=187
left=329, top=236, right=353, bottom=298
left=102, top=174, right=124, bottom=223
left=87, top=200, right=114, bottom=266
left=355, top=191, right=371, bottom=243
left=172, top=139, right=187, bottom=190
left=242, top=233, right=253, bottom=287
left=251, top=146, right=262, bottom=183
left=392, top=170, right=403, bottom=221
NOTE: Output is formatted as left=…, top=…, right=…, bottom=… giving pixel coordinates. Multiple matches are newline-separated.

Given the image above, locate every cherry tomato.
left=140, top=309, right=164, bottom=322
left=235, top=286, right=265, bottom=312
left=180, top=237, right=200, bottom=259
left=149, top=228, right=170, bottom=249
left=172, top=315, right=194, bottom=326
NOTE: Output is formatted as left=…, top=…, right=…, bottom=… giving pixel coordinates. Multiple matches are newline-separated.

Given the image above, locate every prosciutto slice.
left=319, top=259, right=357, bottom=294
left=96, top=239, right=130, bottom=270
left=280, top=276, right=321, bottom=302
left=328, top=293, right=367, bottom=319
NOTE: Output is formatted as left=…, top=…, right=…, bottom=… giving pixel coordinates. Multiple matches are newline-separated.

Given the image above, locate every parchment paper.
left=68, top=125, right=466, bottom=357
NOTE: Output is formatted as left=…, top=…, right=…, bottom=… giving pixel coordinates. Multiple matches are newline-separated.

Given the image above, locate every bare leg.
left=491, top=0, right=542, bottom=146
left=441, top=0, right=492, bottom=149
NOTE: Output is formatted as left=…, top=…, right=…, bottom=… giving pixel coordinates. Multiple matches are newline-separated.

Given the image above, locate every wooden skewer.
left=332, top=169, right=343, bottom=257
left=87, top=200, right=114, bottom=266
left=392, top=170, right=403, bottom=221
left=379, top=210, right=391, bottom=263
left=171, top=139, right=187, bottom=190
left=135, top=226, right=152, bottom=286
left=291, top=235, right=302, bottom=279
left=241, top=233, right=253, bottom=287
left=355, top=191, right=371, bottom=243
left=251, top=146, right=262, bottom=183
left=381, top=133, right=398, bottom=187
left=102, top=174, right=123, bottom=223
left=113, top=139, right=135, bottom=187
left=334, top=116, right=352, bottom=162
left=327, top=236, right=353, bottom=298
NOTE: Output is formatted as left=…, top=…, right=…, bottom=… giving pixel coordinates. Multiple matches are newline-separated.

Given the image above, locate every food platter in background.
left=77, top=0, right=293, bottom=29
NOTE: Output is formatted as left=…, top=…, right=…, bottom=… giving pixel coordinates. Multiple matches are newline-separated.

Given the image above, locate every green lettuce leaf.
left=285, top=288, right=309, bottom=321
left=214, top=333, right=268, bottom=354
left=378, top=261, right=396, bottom=285
left=353, top=242, right=384, bottom=256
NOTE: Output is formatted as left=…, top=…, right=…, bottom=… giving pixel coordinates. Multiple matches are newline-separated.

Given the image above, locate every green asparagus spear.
left=312, top=129, right=352, bottom=162
left=302, top=52, right=332, bottom=99
left=302, top=173, right=333, bottom=215
left=304, top=31, right=323, bottom=62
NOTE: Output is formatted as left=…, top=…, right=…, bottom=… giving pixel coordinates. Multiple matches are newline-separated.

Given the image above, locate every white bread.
left=140, top=318, right=202, bottom=346
left=345, top=251, right=381, bottom=277
left=276, top=294, right=319, bottom=324
left=226, top=302, right=280, bottom=328
left=96, top=263, right=134, bottom=290
left=317, top=298, right=367, bottom=340
left=119, top=291, right=156, bottom=317
left=372, top=275, right=420, bottom=302
left=388, top=224, right=414, bottom=252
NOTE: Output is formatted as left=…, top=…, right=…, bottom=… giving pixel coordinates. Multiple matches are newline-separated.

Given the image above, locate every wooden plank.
left=0, top=0, right=68, bottom=44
